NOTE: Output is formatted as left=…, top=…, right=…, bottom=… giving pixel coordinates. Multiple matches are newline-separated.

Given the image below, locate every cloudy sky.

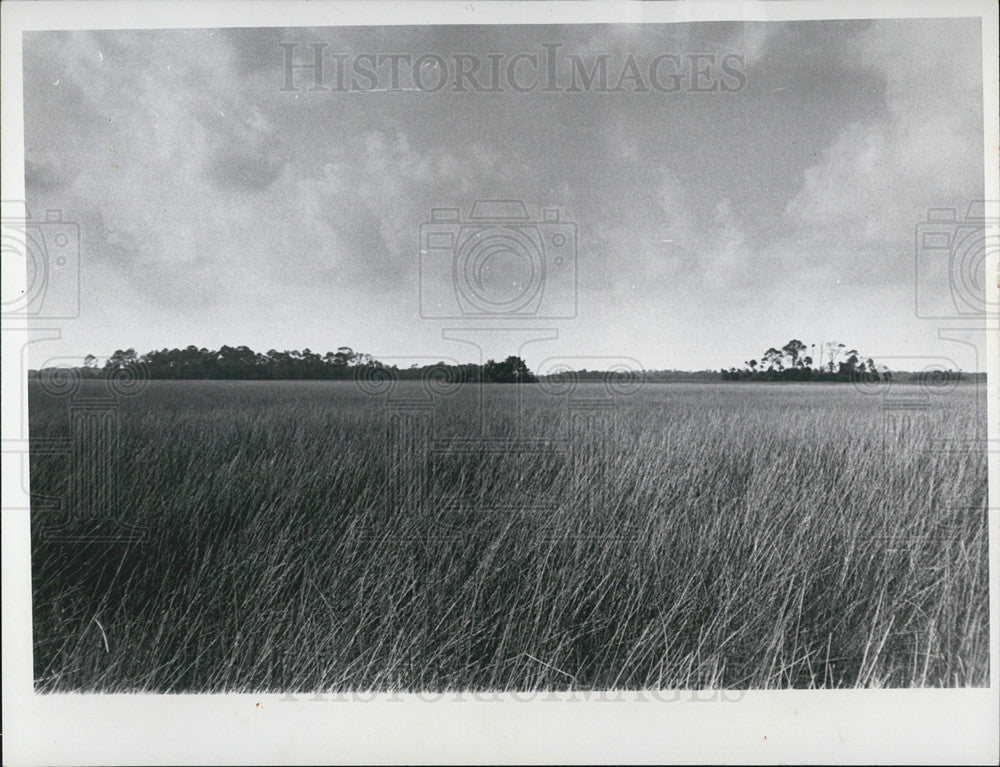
left=22, top=19, right=985, bottom=371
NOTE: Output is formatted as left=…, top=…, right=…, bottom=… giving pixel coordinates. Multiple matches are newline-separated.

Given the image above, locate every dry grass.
left=28, top=379, right=989, bottom=691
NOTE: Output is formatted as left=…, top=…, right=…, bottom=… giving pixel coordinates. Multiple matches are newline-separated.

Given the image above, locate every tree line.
left=720, top=339, right=972, bottom=383
left=49, top=345, right=539, bottom=383
left=29, top=342, right=977, bottom=385
left=721, top=340, right=884, bottom=382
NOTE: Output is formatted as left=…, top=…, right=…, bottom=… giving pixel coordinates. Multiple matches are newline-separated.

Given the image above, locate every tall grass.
left=28, top=380, right=988, bottom=691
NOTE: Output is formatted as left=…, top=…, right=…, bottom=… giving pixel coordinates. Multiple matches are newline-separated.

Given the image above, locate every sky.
left=20, top=19, right=987, bottom=372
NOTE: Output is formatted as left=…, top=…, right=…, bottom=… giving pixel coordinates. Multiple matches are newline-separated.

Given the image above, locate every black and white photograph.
left=2, top=0, right=998, bottom=764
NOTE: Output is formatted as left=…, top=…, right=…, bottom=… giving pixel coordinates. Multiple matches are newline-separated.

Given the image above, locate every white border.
left=2, top=2, right=998, bottom=765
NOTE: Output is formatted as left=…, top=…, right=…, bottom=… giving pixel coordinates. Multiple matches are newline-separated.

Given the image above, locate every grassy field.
left=28, top=379, right=989, bottom=691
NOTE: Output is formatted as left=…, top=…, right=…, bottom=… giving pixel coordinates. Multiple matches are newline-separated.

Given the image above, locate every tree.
left=782, top=339, right=808, bottom=368
left=824, top=342, right=846, bottom=374
left=105, top=348, right=138, bottom=371
left=335, top=347, right=356, bottom=367
left=484, top=356, right=536, bottom=383
left=762, top=348, right=784, bottom=372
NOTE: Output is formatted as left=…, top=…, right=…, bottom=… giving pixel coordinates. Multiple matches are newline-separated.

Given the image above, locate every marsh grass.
left=28, top=380, right=988, bottom=691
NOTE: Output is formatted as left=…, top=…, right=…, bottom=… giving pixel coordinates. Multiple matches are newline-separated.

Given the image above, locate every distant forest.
left=33, top=346, right=540, bottom=383
left=720, top=339, right=976, bottom=383
left=27, top=342, right=981, bottom=384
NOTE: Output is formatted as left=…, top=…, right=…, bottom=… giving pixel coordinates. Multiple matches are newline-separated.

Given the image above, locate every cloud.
left=778, top=18, right=982, bottom=285
left=583, top=164, right=761, bottom=303
left=20, top=20, right=985, bottom=370
left=587, top=17, right=983, bottom=317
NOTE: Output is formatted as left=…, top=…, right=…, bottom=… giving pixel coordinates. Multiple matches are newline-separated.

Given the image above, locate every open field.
left=28, top=379, right=988, bottom=691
